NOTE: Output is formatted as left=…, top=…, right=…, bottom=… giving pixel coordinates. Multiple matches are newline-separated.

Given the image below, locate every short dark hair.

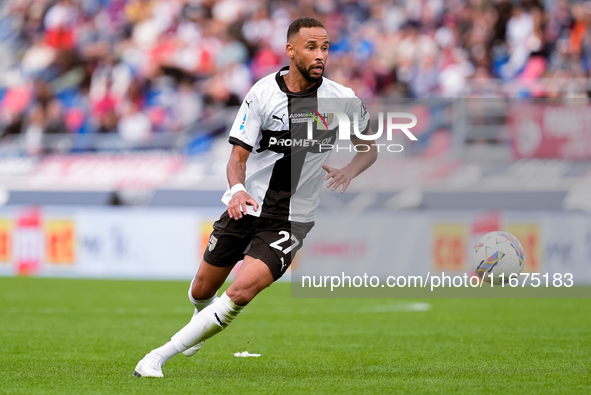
left=287, top=17, right=325, bottom=42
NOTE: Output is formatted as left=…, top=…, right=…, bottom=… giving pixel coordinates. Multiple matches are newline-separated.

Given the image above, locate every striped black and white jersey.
left=221, top=66, right=370, bottom=223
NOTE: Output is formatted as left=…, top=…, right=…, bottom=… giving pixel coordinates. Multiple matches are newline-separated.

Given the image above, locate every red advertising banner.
left=15, top=208, right=43, bottom=276
left=510, top=104, right=591, bottom=160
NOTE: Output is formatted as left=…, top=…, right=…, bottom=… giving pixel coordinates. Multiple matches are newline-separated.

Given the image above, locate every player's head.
left=286, top=17, right=328, bottom=83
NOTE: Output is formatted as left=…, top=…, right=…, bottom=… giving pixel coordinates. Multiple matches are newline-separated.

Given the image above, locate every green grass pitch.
left=1, top=277, right=590, bottom=394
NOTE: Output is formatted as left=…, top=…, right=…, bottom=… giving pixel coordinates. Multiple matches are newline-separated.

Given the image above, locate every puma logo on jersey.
left=272, top=114, right=285, bottom=124
left=245, top=99, right=253, bottom=108
left=280, top=257, right=286, bottom=271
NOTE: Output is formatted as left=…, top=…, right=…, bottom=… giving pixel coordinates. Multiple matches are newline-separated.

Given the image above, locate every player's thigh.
left=245, top=221, right=313, bottom=281
left=197, top=212, right=255, bottom=299
left=225, top=255, right=275, bottom=306
left=204, top=212, right=253, bottom=264
left=191, top=261, right=234, bottom=301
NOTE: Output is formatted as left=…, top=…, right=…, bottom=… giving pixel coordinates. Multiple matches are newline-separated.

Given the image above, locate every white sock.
left=153, top=292, right=244, bottom=364
left=151, top=281, right=220, bottom=363
left=188, top=278, right=218, bottom=316
left=151, top=342, right=178, bottom=364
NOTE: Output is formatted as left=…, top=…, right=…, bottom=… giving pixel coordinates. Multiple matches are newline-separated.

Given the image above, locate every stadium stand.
left=1, top=0, right=591, bottom=210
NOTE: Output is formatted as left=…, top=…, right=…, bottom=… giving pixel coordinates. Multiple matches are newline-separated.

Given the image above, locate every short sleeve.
left=228, top=92, right=262, bottom=152
left=347, top=95, right=370, bottom=137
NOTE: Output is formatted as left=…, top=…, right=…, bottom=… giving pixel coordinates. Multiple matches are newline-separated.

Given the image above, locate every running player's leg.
left=186, top=210, right=253, bottom=312
left=190, top=260, right=234, bottom=301
left=182, top=260, right=235, bottom=357
left=166, top=255, right=273, bottom=352
left=135, top=213, right=255, bottom=376
left=134, top=255, right=273, bottom=377
left=170, top=256, right=272, bottom=350
left=225, top=255, right=274, bottom=305
left=155, top=225, right=308, bottom=364
left=187, top=260, right=234, bottom=318
left=186, top=261, right=230, bottom=320
left=134, top=217, right=310, bottom=377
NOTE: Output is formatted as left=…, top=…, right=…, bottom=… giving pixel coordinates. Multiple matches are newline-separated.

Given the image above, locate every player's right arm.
left=227, top=145, right=259, bottom=220
left=225, top=83, right=264, bottom=219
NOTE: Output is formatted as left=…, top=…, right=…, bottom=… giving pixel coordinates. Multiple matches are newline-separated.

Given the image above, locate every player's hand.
left=228, top=191, right=259, bottom=219
left=322, top=164, right=354, bottom=194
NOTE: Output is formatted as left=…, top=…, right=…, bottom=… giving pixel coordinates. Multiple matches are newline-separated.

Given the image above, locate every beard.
left=295, top=56, right=324, bottom=83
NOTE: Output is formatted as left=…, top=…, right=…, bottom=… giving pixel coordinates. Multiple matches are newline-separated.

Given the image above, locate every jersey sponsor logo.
left=257, top=127, right=337, bottom=154
left=208, top=235, right=218, bottom=252
left=268, top=136, right=334, bottom=148
left=289, top=110, right=335, bottom=131
left=272, top=114, right=285, bottom=124
left=289, top=112, right=311, bottom=123
left=289, top=111, right=323, bottom=126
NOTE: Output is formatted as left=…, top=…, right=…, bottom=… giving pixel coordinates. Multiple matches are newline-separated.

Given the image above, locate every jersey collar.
left=275, top=66, right=323, bottom=97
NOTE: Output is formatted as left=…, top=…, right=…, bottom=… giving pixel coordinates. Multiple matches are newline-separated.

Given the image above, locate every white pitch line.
left=358, top=302, right=432, bottom=313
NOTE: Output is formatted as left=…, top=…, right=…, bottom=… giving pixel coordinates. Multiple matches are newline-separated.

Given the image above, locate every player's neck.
left=283, top=68, right=319, bottom=93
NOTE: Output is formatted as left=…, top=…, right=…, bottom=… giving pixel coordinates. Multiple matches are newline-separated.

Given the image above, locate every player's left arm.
left=322, top=131, right=377, bottom=194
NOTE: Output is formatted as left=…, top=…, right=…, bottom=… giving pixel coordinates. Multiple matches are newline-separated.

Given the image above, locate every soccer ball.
left=472, top=231, right=525, bottom=284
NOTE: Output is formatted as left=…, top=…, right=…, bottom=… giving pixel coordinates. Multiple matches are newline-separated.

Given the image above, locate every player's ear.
left=286, top=42, right=294, bottom=59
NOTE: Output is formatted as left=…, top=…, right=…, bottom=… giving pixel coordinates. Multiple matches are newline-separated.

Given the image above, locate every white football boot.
left=134, top=353, right=164, bottom=378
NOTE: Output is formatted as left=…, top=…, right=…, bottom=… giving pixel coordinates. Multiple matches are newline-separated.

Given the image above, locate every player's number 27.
left=270, top=231, right=300, bottom=254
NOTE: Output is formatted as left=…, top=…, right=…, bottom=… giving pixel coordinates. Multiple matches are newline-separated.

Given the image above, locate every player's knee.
left=191, top=288, right=216, bottom=301
left=191, top=280, right=218, bottom=301
left=226, top=286, right=258, bottom=306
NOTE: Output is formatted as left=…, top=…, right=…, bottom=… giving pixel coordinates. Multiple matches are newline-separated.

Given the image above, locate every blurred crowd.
left=0, top=0, right=590, bottom=153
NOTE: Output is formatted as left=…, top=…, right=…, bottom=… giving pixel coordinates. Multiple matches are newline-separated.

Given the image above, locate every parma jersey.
left=221, top=66, right=370, bottom=223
